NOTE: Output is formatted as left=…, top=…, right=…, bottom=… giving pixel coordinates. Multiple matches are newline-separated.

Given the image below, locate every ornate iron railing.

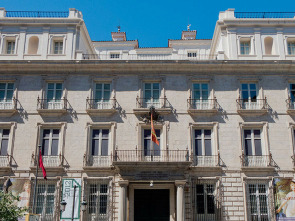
left=0, top=155, right=12, bottom=167
left=240, top=154, right=272, bottom=167
left=31, top=154, right=63, bottom=167
left=192, top=155, right=220, bottom=167
left=83, top=154, right=112, bottom=167
left=187, top=98, right=218, bottom=110
left=236, top=98, right=268, bottom=110
left=6, top=11, right=69, bottom=18
left=235, top=12, right=295, bottom=19
left=113, top=149, right=190, bottom=162
left=136, top=97, right=169, bottom=109
left=86, top=98, right=117, bottom=110
left=37, top=98, right=67, bottom=110
left=0, top=98, right=17, bottom=110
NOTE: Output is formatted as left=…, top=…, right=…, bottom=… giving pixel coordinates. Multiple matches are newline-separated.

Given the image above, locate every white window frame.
left=93, top=82, right=112, bottom=109
left=40, top=128, right=60, bottom=156
left=244, top=179, right=273, bottom=221
left=286, top=37, right=295, bottom=55
left=238, top=36, right=254, bottom=56
left=36, top=122, right=66, bottom=158
left=0, top=82, right=15, bottom=109
left=48, top=35, right=66, bottom=55
left=0, top=35, right=19, bottom=55
left=239, top=81, right=264, bottom=109
left=142, top=81, right=162, bottom=108
left=45, top=82, right=64, bottom=109
left=0, top=122, right=16, bottom=158
left=242, top=129, right=264, bottom=156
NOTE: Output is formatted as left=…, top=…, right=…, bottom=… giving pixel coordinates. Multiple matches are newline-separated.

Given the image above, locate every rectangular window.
left=241, top=83, right=258, bottom=109
left=110, top=53, right=120, bottom=59
left=193, top=180, right=220, bottom=220
left=94, top=83, right=111, bottom=109
left=35, top=181, right=56, bottom=219
left=192, top=83, right=209, bottom=109
left=247, top=183, right=269, bottom=221
left=0, top=129, right=10, bottom=156
left=288, top=41, right=295, bottom=55
left=143, top=129, right=160, bottom=156
left=188, top=52, right=197, bottom=58
left=46, top=83, right=63, bottom=109
left=290, top=84, right=295, bottom=109
left=6, top=41, right=15, bottom=54
left=144, top=83, right=160, bottom=108
left=0, top=83, right=14, bottom=109
left=53, top=41, right=63, bottom=54
left=240, top=41, right=250, bottom=55
left=87, top=180, right=110, bottom=220
left=194, top=129, right=212, bottom=156
left=244, top=129, right=262, bottom=156
left=91, top=129, right=109, bottom=156
left=41, top=129, right=60, bottom=156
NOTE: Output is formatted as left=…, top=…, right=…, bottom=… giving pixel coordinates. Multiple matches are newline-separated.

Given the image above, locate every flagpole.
left=150, top=113, right=154, bottom=161
left=32, top=144, right=41, bottom=214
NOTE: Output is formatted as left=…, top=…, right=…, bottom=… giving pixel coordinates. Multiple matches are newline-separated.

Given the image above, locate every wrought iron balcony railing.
left=187, top=98, right=218, bottom=110
left=83, top=154, right=112, bottom=167
left=82, top=53, right=217, bottom=60
left=286, top=98, right=295, bottom=110
left=236, top=98, right=268, bottom=110
left=240, top=154, right=273, bottom=167
left=0, top=155, right=12, bottom=167
left=192, top=155, right=220, bottom=167
left=235, top=12, right=295, bottom=19
left=86, top=98, right=117, bottom=110
left=6, top=11, right=69, bottom=18
left=113, top=149, right=190, bottom=162
left=0, top=98, right=17, bottom=110
left=31, top=154, right=63, bottom=167
left=37, top=98, right=67, bottom=110
left=136, top=97, right=169, bottom=109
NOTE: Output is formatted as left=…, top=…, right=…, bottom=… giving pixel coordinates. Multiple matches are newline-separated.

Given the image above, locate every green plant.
left=0, top=191, right=28, bottom=221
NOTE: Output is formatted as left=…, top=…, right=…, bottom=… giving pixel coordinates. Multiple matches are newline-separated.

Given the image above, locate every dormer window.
left=54, top=41, right=63, bottom=55
left=110, top=53, right=120, bottom=59
left=287, top=39, right=295, bottom=55
left=240, top=39, right=251, bottom=55
left=187, top=52, right=197, bottom=58
left=6, top=40, right=15, bottom=54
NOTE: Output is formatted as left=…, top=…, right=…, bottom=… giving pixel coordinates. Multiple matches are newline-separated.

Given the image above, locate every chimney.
left=111, top=26, right=127, bottom=41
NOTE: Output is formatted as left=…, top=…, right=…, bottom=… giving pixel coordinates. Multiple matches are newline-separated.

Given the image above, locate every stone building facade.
left=0, top=7, right=295, bottom=221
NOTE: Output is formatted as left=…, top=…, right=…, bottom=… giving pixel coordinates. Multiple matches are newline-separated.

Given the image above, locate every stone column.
left=118, top=180, right=129, bottom=221
left=175, top=180, right=186, bottom=221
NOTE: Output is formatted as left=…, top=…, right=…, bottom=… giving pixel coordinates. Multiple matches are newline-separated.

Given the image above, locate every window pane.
left=2, top=129, right=10, bottom=137
left=244, top=130, right=252, bottom=139
left=144, top=90, right=151, bottom=99
left=254, top=139, right=262, bottom=156
left=96, top=84, right=102, bottom=90
left=193, top=84, right=200, bottom=90
left=100, top=184, right=108, bottom=194
left=144, top=139, right=150, bottom=156
left=250, top=91, right=257, bottom=100
left=202, top=91, right=209, bottom=100
left=42, top=139, right=50, bottom=156
left=95, top=91, right=102, bottom=100
left=99, top=195, right=108, bottom=214
left=45, top=195, right=54, bottom=214
left=144, top=129, right=150, bottom=138
left=52, top=129, right=60, bottom=138
left=47, top=83, right=54, bottom=90
left=43, top=129, right=50, bottom=138
left=47, top=90, right=54, bottom=100
left=195, top=130, right=202, bottom=139
left=204, top=139, right=212, bottom=156
left=6, top=90, right=13, bottom=100
left=104, top=84, right=110, bottom=90
left=153, top=83, right=159, bottom=90
left=207, top=195, right=215, bottom=214
left=153, top=90, right=159, bottom=99
left=51, top=139, right=59, bottom=156
left=92, top=139, right=99, bottom=156
left=254, top=130, right=260, bottom=138
left=102, top=129, right=109, bottom=138
left=55, top=90, right=62, bottom=100
left=104, top=91, right=111, bottom=100
left=195, top=139, right=202, bottom=156
left=92, top=129, right=100, bottom=138
left=101, top=139, right=108, bottom=156
left=0, top=139, right=8, bottom=156
left=0, top=83, right=5, bottom=90
left=245, top=139, right=252, bottom=156
left=249, top=84, right=256, bottom=90
left=0, top=91, right=5, bottom=100
left=55, top=83, right=62, bottom=90
left=7, top=83, right=14, bottom=90
left=242, top=91, right=249, bottom=100
left=145, top=83, right=151, bottom=90
left=201, top=84, right=208, bottom=90
left=194, top=91, right=200, bottom=100
left=242, top=84, right=248, bottom=90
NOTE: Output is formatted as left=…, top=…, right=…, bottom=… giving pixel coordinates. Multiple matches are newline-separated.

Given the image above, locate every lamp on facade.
left=81, top=200, right=87, bottom=212
left=60, top=200, right=67, bottom=212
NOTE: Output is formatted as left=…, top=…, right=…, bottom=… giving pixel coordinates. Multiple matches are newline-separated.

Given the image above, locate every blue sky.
left=1, top=0, right=294, bottom=47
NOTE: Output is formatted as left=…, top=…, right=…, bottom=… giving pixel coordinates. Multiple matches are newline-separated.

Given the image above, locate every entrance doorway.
left=134, top=189, right=170, bottom=221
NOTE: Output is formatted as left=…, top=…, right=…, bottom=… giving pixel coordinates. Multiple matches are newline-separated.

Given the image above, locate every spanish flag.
left=151, top=113, right=159, bottom=145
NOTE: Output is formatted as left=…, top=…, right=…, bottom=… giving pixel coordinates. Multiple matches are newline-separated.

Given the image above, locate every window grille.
left=246, top=180, right=274, bottom=221
left=30, top=180, right=59, bottom=221
left=192, top=179, right=221, bottom=221
left=84, top=179, right=112, bottom=221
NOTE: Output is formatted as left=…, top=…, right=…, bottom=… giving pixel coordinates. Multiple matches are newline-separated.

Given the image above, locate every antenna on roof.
left=187, top=24, right=191, bottom=31
left=117, top=25, right=121, bottom=32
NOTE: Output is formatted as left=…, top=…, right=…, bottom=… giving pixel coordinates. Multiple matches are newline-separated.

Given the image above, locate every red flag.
left=151, top=113, right=159, bottom=145
left=39, top=149, right=47, bottom=180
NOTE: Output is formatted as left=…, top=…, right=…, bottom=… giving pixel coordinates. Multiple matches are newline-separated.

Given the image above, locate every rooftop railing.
left=235, top=12, right=295, bottom=19
left=83, top=53, right=217, bottom=61
left=6, top=11, right=69, bottom=18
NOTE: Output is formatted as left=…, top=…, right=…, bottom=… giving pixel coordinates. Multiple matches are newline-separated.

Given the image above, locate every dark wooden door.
left=134, top=189, right=170, bottom=221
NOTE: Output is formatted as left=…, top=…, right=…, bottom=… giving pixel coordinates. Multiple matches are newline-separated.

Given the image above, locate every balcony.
left=236, top=98, right=268, bottom=116
left=83, top=154, right=112, bottom=171
left=113, top=149, right=191, bottom=168
left=187, top=98, right=218, bottom=116
left=286, top=98, right=295, bottom=115
left=30, top=154, right=65, bottom=172
left=0, top=155, right=13, bottom=173
left=133, top=97, right=172, bottom=115
left=86, top=98, right=117, bottom=116
left=192, top=155, right=221, bottom=168
left=0, top=98, right=18, bottom=117
left=240, top=154, right=274, bottom=171
left=37, top=98, right=67, bottom=117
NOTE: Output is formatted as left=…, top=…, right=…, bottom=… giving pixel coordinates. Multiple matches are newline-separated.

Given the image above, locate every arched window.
left=264, top=37, right=273, bottom=55
left=28, top=36, right=39, bottom=54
